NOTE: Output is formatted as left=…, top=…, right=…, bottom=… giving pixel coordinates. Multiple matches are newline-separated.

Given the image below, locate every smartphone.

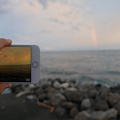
left=0, top=45, right=40, bottom=84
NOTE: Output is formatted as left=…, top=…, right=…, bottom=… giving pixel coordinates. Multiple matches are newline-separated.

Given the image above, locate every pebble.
left=11, top=78, right=120, bottom=119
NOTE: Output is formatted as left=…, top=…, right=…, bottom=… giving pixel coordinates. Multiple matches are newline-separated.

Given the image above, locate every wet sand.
left=0, top=94, right=73, bottom=120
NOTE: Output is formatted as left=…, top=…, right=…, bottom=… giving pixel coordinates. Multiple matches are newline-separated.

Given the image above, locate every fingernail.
left=8, top=84, right=12, bottom=87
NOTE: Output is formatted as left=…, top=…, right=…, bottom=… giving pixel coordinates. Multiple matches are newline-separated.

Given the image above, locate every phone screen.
left=0, top=47, right=31, bottom=82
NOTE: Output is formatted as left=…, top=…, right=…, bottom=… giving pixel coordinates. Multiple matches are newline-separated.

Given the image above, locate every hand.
left=0, top=38, right=12, bottom=94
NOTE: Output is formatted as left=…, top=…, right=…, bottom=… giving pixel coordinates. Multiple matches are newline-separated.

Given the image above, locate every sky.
left=0, top=47, right=31, bottom=65
left=0, top=0, right=120, bottom=51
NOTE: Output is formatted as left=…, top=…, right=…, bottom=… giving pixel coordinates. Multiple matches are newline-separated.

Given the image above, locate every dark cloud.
left=0, top=1, right=12, bottom=14
left=41, top=30, right=51, bottom=33
left=71, top=26, right=79, bottom=31
left=37, top=0, right=48, bottom=9
left=49, top=18, right=65, bottom=24
left=37, top=0, right=68, bottom=9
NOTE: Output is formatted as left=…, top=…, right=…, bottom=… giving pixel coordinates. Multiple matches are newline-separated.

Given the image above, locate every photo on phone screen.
left=0, top=47, right=31, bottom=82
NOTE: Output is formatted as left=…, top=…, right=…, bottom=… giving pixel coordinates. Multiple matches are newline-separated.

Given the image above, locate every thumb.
left=0, top=83, right=11, bottom=94
left=0, top=38, right=12, bottom=50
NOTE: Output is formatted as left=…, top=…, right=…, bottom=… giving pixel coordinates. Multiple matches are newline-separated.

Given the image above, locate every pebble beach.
left=1, top=78, right=120, bottom=120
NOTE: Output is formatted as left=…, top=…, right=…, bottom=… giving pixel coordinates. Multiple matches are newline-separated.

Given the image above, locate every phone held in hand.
left=0, top=45, right=40, bottom=84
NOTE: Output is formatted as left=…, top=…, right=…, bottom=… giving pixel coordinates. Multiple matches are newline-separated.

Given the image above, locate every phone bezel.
left=0, top=45, right=40, bottom=84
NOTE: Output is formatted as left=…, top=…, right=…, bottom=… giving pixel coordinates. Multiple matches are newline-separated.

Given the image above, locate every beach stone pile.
left=11, top=78, right=120, bottom=120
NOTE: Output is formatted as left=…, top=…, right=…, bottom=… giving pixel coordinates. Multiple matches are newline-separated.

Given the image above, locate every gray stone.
left=64, top=90, right=83, bottom=103
left=35, top=88, right=44, bottom=96
left=113, top=101, right=120, bottom=117
left=43, top=100, right=51, bottom=105
left=60, top=83, right=69, bottom=89
left=69, top=107, right=79, bottom=117
left=66, top=87, right=77, bottom=91
left=47, top=88, right=58, bottom=99
left=94, top=100, right=109, bottom=111
left=62, top=102, right=74, bottom=109
left=38, top=93, right=47, bottom=101
left=108, top=93, right=120, bottom=107
left=106, top=108, right=118, bottom=120
left=76, top=82, right=94, bottom=93
left=96, top=86, right=110, bottom=100
left=41, top=83, right=50, bottom=89
left=56, top=106, right=67, bottom=117
left=26, top=95, right=38, bottom=101
left=27, top=84, right=36, bottom=90
left=51, top=93, right=66, bottom=106
left=89, top=111, right=107, bottom=120
left=81, top=98, right=92, bottom=110
left=88, top=89, right=98, bottom=98
left=75, top=111, right=90, bottom=120
left=53, top=81, right=61, bottom=89
left=16, top=90, right=31, bottom=97
left=110, top=84, right=120, bottom=94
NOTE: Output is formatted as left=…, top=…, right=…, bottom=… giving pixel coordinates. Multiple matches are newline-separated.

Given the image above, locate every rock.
left=57, top=79, right=66, bottom=84
left=27, top=84, right=36, bottom=90
left=89, top=111, right=107, bottom=120
left=69, top=107, right=79, bottom=117
left=53, top=81, right=61, bottom=89
left=11, top=85, right=23, bottom=93
left=96, top=86, right=110, bottom=100
left=16, top=90, right=31, bottom=97
left=60, top=88, right=65, bottom=94
left=41, top=82, right=51, bottom=89
left=113, top=101, right=120, bottom=117
left=47, top=88, right=58, bottom=99
left=64, top=90, right=83, bottom=103
left=38, top=93, right=47, bottom=101
left=75, top=111, right=90, bottom=120
left=108, top=93, right=120, bottom=107
left=51, top=93, right=66, bottom=106
left=81, top=98, right=92, bottom=110
left=60, top=83, right=69, bottom=89
left=26, top=95, right=38, bottom=101
left=62, top=102, right=74, bottom=109
left=35, top=88, right=44, bottom=96
left=76, top=81, right=94, bottom=93
left=66, top=87, right=77, bottom=92
left=110, top=84, right=120, bottom=94
left=88, top=89, right=98, bottom=98
left=56, top=106, right=67, bottom=118
left=106, top=108, right=118, bottom=120
left=43, top=100, right=51, bottom=105
left=69, top=83, right=77, bottom=88
left=94, top=100, right=109, bottom=111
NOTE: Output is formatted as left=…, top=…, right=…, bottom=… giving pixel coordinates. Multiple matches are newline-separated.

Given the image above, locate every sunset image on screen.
left=0, top=47, right=31, bottom=82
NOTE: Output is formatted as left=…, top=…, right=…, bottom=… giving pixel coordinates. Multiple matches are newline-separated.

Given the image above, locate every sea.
left=41, top=50, right=120, bottom=86
left=3, top=49, right=120, bottom=94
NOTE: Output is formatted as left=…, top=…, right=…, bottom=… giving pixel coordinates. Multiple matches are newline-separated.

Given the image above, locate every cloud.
left=37, top=0, right=48, bottom=9
left=37, top=0, right=68, bottom=9
left=12, top=34, right=35, bottom=43
left=41, top=30, right=51, bottom=34
left=49, top=18, right=65, bottom=24
left=0, top=1, right=12, bottom=14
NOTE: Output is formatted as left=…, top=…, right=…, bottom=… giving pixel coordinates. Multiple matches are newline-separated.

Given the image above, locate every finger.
left=0, top=83, right=11, bottom=94
left=0, top=38, right=12, bottom=50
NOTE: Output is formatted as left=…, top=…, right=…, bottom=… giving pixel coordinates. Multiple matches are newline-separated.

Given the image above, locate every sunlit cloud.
left=12, top=34, right=35, bottom=42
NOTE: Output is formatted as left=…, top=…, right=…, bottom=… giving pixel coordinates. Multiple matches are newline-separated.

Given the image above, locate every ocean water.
left=41, top=50, right=120, bottom=86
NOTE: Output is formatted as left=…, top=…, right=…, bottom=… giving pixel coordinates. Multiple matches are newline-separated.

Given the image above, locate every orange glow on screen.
left=0, top=47, right=31, bottom=65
